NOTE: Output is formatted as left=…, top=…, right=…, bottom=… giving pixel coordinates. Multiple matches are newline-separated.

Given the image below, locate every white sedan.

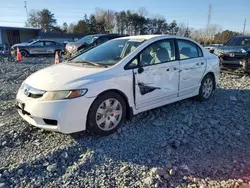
left=15, top=35, right=220, bottom=135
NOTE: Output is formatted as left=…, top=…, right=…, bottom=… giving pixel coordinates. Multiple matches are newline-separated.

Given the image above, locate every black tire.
left=20, top=50, right=28, bottom=57
left=196, top=74, right=215, bottom=101
left=87, top=91, right=126, bottom=136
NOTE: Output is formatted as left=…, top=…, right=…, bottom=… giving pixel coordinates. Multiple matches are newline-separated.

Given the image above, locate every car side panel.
left=84, top=70, right=135, bottom=108
left=201, top=51, right=220, bottom=86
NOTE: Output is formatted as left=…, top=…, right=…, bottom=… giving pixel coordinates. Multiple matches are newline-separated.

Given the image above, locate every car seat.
left=180, top=47, right=191, bottom=59
left=150, top=47, right=170, bottom=64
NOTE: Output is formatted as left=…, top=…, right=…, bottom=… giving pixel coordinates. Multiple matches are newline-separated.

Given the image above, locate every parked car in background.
left=214, top=36, right=250, bottom=65
left=15, top=35, right=220, bottom=135
left=61, top=33, right=127, bottom=59
left=11, top=39, right=64, bottom=57
left=204, top=44, right=223, bottom=53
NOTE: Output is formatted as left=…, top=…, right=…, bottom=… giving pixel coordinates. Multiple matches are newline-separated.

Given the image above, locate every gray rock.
left=17, top=169, right=24, bottom=175
left=161, top=141, right=168, bottom=148
left=1, top=141, right=6, bottom=147
left=169, top=168, right=175, bottom=176
left=173, top=140, right=181, bottom=148
left=120, top=165, right=129, bottom=173
left=143, top=177, right=153, bottom=185
left=0, top=183, right=5, bottom=188
left=46, top=163, right=57, bottom=173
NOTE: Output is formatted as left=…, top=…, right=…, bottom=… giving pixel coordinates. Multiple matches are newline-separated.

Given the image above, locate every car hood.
left=216, top=46, right=249, bottom=53
left=65, top=42, right=86, bottom=51
left=24, top=63, right=107, bottom=91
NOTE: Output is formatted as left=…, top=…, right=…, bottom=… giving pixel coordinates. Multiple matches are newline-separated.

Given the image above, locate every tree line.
left=25, top=8, right=248, bottom=44
left=25, top=8, right=184, bottom=36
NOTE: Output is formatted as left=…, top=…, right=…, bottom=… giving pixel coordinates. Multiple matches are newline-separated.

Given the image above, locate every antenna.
left=207, top=4, right=212, bottom=28
left=243, top=18, right=246, bottom=35
left=24, top=1, right=28, bottom=20
left=206, top=4, right=212, bottom=39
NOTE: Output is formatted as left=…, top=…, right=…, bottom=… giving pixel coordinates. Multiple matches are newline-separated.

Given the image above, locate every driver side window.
left=139, top=40, right=175, bottom=67
left=33, top=42, right=44, bottom=47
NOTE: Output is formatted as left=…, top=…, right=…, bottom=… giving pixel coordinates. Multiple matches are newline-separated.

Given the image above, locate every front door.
left=30, top=41, right=45, bottom=54
left=132, top=39, right=180, bottom=109
left=177, top=40, right=206, bottom=96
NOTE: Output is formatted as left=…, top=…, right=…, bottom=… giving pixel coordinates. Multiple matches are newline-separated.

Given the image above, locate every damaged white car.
left=15, top=35, right=220, bottom=135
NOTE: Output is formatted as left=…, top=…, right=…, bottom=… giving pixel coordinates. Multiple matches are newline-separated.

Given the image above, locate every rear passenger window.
left=177, top=40, right=199, bottom=60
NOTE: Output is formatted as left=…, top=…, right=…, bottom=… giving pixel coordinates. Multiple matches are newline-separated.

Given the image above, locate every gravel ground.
left=0, top=58, right=250, bottom=188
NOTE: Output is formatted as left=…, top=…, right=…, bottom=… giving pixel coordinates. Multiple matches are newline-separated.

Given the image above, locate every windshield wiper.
left=70, top=60, right=102, bottom=67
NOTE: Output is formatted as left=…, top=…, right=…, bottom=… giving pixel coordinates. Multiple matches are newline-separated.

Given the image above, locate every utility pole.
left=243, top=18, right=246, bottom=35
left=24, top=1, right=28, bottom=21
left=206, top=4, right=212, bottom=40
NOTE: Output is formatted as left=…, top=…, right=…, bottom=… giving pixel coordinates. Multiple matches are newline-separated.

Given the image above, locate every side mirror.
left=138, top=67, right=144, bottom=74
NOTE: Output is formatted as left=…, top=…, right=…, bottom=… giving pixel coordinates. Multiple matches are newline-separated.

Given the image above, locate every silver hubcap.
left=96, top=98, right=122, bottom=131
left=202, top=78, right=213, bottom=98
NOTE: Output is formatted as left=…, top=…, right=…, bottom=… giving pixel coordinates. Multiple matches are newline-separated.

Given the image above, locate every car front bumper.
left=216, top=52, right=248, bottom=65
left=15, top=89, right=95, bottom=134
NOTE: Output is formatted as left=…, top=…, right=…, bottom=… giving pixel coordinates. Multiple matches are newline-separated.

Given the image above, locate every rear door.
left=177, top=40, right=206, bottom=96
left=44, top=41, right=57, bottom=54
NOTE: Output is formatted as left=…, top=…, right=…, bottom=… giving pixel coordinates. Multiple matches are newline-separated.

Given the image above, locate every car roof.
left=86, top=34, right=124, bottom=37
left=114, top=35, right=200, bottom=42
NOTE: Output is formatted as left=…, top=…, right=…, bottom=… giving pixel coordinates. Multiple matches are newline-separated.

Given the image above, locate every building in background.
left=0, top=26, right=41, bottom=48
left=0, top=25, right=86, bottom=48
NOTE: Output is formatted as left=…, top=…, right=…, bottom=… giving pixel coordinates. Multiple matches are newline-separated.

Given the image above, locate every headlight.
left=41, top=89, right=88, bottom=101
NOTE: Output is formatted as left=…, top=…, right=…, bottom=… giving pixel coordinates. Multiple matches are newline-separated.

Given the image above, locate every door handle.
left=166, top=68, right=170, bottom=71
left=173, top=67, right=178, bottom=70
left=201, top=62, right=204, bottom=65
left=196, top=63, right=200, bottom=66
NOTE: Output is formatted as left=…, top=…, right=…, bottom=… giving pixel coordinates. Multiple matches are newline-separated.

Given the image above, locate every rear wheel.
left=197, top=74, right=215, bottom=101
left=87, top=92, right=126, bottom=136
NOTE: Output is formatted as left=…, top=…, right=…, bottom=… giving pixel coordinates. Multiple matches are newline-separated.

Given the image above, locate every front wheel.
left=20, top=50, right=28, bottom=57
left=87, top=92, right=126, bottom=136
left=197, top=74, right=215, bottom=101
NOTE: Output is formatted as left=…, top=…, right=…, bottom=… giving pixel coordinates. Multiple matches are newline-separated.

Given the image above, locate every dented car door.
left=133, top=39, right=180, bottom=109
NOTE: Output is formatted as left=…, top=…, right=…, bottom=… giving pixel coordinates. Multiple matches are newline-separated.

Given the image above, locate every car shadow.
left=3, top=88, right=250, bottom=186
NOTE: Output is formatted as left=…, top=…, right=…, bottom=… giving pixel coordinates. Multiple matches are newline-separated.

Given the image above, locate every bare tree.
left=94, top=8, right=115, bottom=33
left=137, top=7, right=148, bottom=17
left=177, top=23, right=187, bottom=36
left=25, top=9, right=40, bottom=28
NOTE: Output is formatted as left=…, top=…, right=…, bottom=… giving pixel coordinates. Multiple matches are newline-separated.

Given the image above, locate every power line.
left=243, top=18, right=246, bottom=35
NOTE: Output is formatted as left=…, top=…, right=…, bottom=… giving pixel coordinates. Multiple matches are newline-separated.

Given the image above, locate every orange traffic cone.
left=55, top=51, right=60, bottom=64
left=16, top=47, right=22, bottom=61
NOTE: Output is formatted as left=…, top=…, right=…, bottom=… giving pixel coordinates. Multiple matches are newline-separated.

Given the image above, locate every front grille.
left=23, top=84, right=45, bottom=99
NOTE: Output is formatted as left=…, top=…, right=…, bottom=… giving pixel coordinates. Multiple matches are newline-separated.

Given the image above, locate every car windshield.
left=225, top=37, right=250, bottom=47
left=77, top=36, right=99, bottom=45
left=69, top=38, right=146, bottom=66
